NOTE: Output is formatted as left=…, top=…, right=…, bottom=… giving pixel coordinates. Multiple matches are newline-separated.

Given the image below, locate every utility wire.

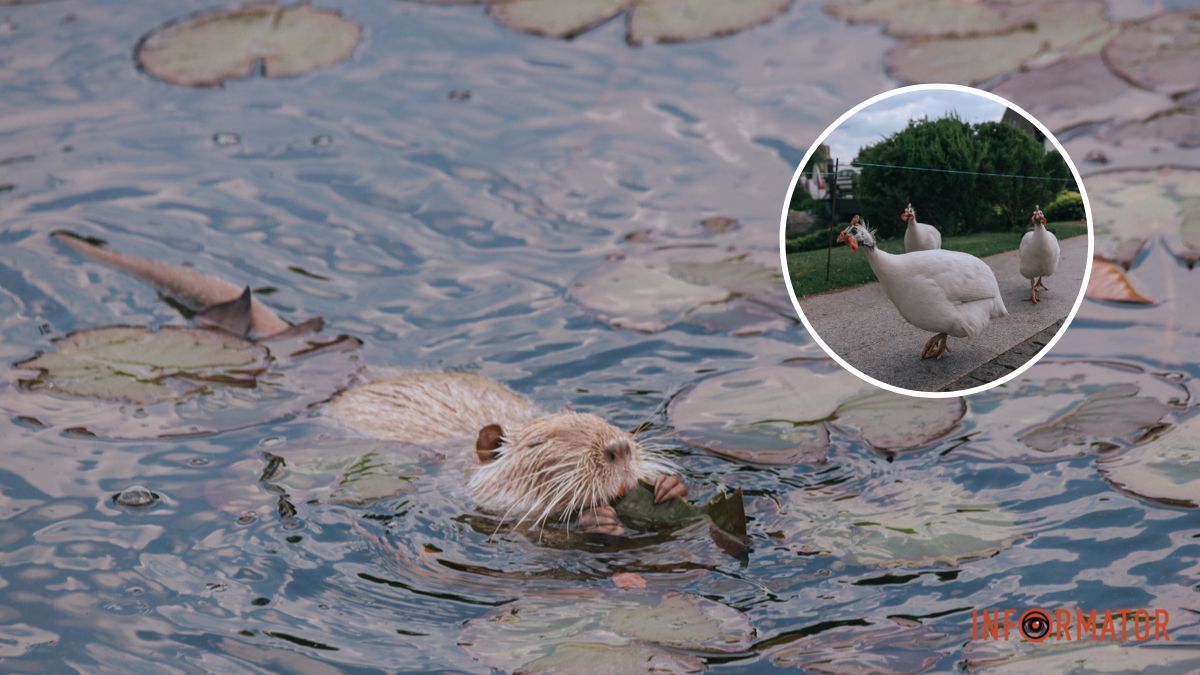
left=808, top=161, right=1075, bottom=182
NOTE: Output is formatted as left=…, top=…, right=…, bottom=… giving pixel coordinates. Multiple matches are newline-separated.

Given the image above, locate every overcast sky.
left=825, top=90, right=1007, bottom=165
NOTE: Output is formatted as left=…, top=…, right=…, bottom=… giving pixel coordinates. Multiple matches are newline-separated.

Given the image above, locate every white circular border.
left=778, top=83, right=1095, bottom=399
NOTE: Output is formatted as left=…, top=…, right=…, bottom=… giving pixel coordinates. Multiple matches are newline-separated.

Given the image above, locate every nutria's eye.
left=603, top=448, right=617, bottom=463
left=601, top=439, right=631, bottom=464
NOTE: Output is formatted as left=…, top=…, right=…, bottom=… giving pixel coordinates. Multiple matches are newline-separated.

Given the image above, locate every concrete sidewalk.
left=799, top=236, right=1089, bottom=392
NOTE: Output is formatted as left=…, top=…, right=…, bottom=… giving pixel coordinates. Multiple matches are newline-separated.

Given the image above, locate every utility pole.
left=826, top=158, right=838, bottom=282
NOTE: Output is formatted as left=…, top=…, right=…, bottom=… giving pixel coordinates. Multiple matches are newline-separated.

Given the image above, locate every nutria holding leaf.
left=52, top=232, right=689, bottom=534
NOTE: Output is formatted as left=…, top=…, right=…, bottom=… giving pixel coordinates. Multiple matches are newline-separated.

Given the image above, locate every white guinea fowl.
left=901, top=203, right=942, bottom=252
left=1018, top=205, right=1060, bottom=304
left=837, top=215, right=1007, bottom=359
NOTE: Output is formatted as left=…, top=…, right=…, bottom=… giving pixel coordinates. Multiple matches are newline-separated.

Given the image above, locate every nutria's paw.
left=653, top=475, right=688, bottom=503
left=578, top=504, right=623, bottom=536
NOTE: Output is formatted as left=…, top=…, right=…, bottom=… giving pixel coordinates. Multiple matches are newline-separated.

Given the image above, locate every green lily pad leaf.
left=1098, top=421, right=1200, bottom=508
left=825, top=0, right=1029, bottom=39
left=770, top=480, right=1021, bottom=567
left=767, top=618, right=945, bottom=672
left=668, top=254, right=790, bottom=312
left=136, top=4, right=362, bottom=88
left=668, top=361, right=964, bottom=464
left=328, top=451, right=417, bottom=505
left=989, top=55, right=1174, bottom=132
left=1103, top=9, right=1200, bottom=97
left=488, top=0, right=630, bottom=39
left=570, top=260, right=730, bottom=333
left=885, top=0, right=1112, bottom=85
left=203, top=441, right=423, bottom=514
left=15, top=326, right=266, bottom=405
left=613, top=481, right=748, bottom=556
left=627, top=0, right=792, bottom=46
left=966, top=642, right=1200, bottom=673
left=1102, top=106, right=1200, bottom=151
left=835, top=390, right=966, bottom=452
left=1083, top=168, right=1200, bottom=267
left=518, top=642, right=703, bottom=674
left=5, top=327, right=361, bottom=439
left=613, top=480, right=707, bottom=530
left=1018, top=384, right=1171, bottom=452
left=330, top=371, right=538, bottom=444
left=962, top=361, right=1185, bottom=463
left=460, top=591, right=753, bottom=671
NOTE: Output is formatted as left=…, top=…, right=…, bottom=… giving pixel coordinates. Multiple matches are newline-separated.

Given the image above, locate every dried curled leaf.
left=136, top=4, right=362, bottom=87
left=1103, top=9, right=1200, bottom=97
left=1086, top=259, right=1154, bottom=304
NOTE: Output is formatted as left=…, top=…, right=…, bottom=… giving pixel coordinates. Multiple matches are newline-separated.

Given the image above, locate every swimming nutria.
left=53, top=232, right=688, bottom=534
left=330, top=372, right=687, bottom=535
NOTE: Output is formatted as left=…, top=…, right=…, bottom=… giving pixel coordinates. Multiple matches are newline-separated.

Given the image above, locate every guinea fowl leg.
left=1035, top=277, right=1049, bottom=291
left=1024, top=278, right=1039, bottom=303
left=922, top=333, right=950, bottom=359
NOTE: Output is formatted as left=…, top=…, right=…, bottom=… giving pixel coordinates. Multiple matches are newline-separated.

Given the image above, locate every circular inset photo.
left=780, top=84, right=1093, bottom=398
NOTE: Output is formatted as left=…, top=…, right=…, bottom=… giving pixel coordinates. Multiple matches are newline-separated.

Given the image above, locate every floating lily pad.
left=460, top=591, right=753, bottom=671
left=769, top=480, right=1020, bottom=567
left=570, top=260, right=730, bottom=332
left=1102, top=106, right=1200, bottom=150
left=627, top=0, right=793, bottom=46
left=767, top=618, right=946, bottom=672
left=1084, top=168, right=1200, bottom=267
left=1087, top=258, right=1154, bottom=304
left=5, top=327, right=361, bottom=439
left=488, top=0, right=629, bottom=39
left=1098, top=420, right=1200, bottom=508
left=330, top=371, right=539, bottom=444
left=825, top=0, right=1029, bottom=38
left=966, top=642, right=1200, bottom=673
left=136, top=4, right=362, bottom=88
left=835, top=389, right=967, bottom=453
left=668, top=361, right=965, bottom=464
left=668, top=254, right=790, bottom=312
left=15, top=326, right=266, bottom=405
left=961, top=361, right=1184, bottom=463
left=518, top=643, right=703, bottom=674
left=886, top=0, right=1112, bottom=85
left=1103, top=9, right=1200, bottom=97
left=204, top=441, right=422, bottom=514
left=989, top=55, right=1174, bottom=132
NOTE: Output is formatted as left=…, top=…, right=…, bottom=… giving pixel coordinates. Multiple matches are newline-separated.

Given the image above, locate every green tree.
left=854, top=115, right=985, bottom=237
left=974, top=121, right=1059, bottom=228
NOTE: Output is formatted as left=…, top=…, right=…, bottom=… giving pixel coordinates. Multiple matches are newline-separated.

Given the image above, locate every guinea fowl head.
left=900, top=202, right=915, bottom=223
left=1031, top=205, right=1047, bottom=226
left=837, top=215, right=876, bottom=252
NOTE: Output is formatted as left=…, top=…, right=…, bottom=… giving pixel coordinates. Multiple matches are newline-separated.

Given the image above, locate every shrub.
left=786, top=227, right=842, bottom=254
left=1043, top=190, right=1084, bottom=222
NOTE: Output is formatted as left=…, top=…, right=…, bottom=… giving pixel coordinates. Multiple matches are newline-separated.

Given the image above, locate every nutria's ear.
left=476, top=424, right=504, bottom=463
left=196, top=286, right=253, bottom=338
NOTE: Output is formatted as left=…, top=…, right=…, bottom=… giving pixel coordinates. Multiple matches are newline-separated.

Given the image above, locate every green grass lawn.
left=787, top=221, right=1088, bottom=298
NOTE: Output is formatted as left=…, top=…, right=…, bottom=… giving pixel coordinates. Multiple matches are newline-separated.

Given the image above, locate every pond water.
left=0, top=0, right=1198, bottom=671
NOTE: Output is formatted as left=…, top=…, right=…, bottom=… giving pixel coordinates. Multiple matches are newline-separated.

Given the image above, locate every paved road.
left=799, top=236, right=1089, bottom=392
